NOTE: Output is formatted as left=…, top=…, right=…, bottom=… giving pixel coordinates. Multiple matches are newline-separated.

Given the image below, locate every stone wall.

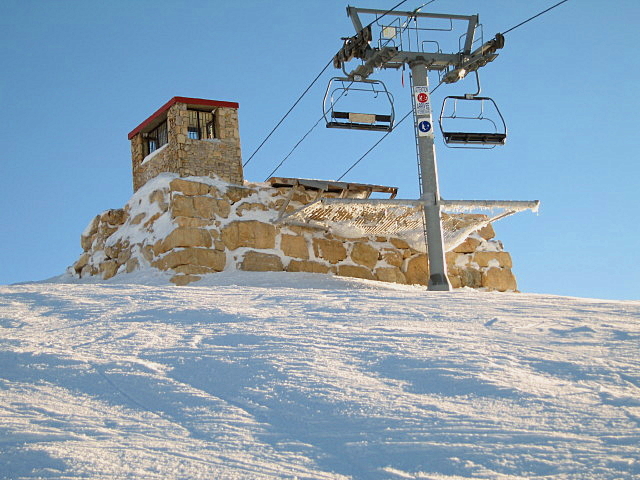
left=131, top=104, right=243, bottom=192
left=71, top=175, right=517, bottom=291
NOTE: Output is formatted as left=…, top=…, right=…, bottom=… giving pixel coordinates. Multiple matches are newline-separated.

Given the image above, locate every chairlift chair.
left=323, top=77, right=395, bottom=132
left=438, top=94, right=507, bottom=148
left=438, top=71, right=507, bottom=148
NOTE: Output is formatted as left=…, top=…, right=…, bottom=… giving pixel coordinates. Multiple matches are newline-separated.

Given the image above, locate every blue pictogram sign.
left=418, top=120, right=432, bottom=133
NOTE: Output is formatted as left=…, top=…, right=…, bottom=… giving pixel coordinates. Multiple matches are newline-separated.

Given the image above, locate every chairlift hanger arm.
left=333, top=24, right=373, bottom=70
left=441, top=33, right=505, bottom=83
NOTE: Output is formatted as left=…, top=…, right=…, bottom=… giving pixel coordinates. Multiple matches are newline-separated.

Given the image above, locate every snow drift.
left=1, top=272, right=639, bottom=479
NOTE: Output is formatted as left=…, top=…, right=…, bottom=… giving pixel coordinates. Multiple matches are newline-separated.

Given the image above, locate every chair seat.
left=327, top=111, right=393, bottom=132
left=331, top=111, right=392, bottom=123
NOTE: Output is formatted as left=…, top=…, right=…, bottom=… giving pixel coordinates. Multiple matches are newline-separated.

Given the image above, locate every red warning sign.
left=414, top=86, right=431, bottom=116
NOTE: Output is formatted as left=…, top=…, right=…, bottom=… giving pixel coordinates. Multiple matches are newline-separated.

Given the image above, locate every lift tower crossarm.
left=339, top=7, right=503, bottom=84
left=346, top=7, right=478, bottom=25
left=346, top=5, right=365, bottom=32
left=346, top=6, right=478, bottom=52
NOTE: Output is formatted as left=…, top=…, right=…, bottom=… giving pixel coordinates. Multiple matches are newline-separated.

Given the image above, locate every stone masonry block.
left=170, top=274, right=202, bottom=286
left=477, top=223, right=496, bottom=240
left=375, top=267, right=406, bottom=284
left=482, top=267, right=517, bottom=292
left=381, top=248, right=404, bottom=268
left=453, top=237, right=482, bottom=254
left=280, top=234, right=309, bottom=260
left=313, top=238, right=347, bottom=264
left=169, top=178, right=210, bottom=196
left=170, top=195, right=196, bottom=218
left=221, top=221, right=276, bottom=250
left=286, top=260, right=330, bottom=274
left=160, top=227, right=212, bottom=253
left=404, top=255, right=429, bottom=285
left=350, top=242, right=379, bottom=269
left=473, top=251, right=512, bottom=269
left=240, top=251, right=284, bottom=272
left=152, top=248, right=225, bottom=272
left=337, top=265, right=375, bottom=281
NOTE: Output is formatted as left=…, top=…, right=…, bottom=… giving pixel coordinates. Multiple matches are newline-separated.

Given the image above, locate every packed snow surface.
left=1, top=271, right=639, bottom=479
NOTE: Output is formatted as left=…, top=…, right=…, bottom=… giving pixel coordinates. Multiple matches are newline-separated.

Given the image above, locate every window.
left=205, top=120, right=215, bottom=139
left=188, top=127, right=199, bottom=140
left=146, top=121, right=167, bottom=155
left=187, top=109, right=215, bottom=140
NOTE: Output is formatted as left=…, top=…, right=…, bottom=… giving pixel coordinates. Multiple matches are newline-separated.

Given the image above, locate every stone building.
left=69, top=96, right=519, bottom=291
left=128, top=97, right=243, bottom=192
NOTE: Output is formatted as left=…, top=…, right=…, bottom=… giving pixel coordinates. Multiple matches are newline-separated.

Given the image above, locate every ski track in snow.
left=0, top=272, right=639, bottom=479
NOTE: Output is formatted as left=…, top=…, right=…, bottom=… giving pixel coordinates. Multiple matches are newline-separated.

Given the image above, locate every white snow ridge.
left=1, top=272, right=639, bottom=479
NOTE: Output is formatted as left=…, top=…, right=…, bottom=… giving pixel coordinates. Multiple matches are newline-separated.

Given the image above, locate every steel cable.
left=336, top=81, right=443, bottom=181
left=502, top=0, right=571, bottom=35
left=244, top=0, right=412, bottom=170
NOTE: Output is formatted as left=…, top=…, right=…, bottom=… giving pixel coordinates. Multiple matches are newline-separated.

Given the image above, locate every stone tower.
left=128, top=97, right=243, bottom=191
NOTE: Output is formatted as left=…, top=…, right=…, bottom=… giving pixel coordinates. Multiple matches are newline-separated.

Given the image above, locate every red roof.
left=128, top=96, right=239, bottom=140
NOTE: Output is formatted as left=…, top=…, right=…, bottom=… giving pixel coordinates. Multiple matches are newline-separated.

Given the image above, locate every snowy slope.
left=1, top=272, right=639, bottom=479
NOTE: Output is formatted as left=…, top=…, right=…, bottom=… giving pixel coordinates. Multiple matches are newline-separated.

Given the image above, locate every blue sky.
left=1, top=0, right=638, bottom=300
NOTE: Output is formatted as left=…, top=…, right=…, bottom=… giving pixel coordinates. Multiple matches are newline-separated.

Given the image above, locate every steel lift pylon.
left=328, top=6, right=521, bottom=291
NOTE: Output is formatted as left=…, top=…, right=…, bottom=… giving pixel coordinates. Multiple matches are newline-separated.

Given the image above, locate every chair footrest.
left=326, top=121, right=392, bottom=132
left=443, top=132, right=507, bottom=145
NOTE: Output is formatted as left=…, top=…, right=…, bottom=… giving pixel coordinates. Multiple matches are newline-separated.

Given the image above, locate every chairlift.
left=438, top=72, right=507, bottom=148
left=323, top=77, right=395, bottom=132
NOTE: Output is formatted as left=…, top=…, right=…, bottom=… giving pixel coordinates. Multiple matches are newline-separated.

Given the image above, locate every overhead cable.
left=336, top=110, right=411, bottom=181
left=260, top=0, right=416, bottom=177
left=245, top=0, right=412, bottom=170
left=337, top=81, right=443, bottom=181
left=264, top=82, right=355, bottom=180
left=243, top=58, right=333, bottom=168
left=502, top=0, right=570, bottom=35
left=364, top=0, right=411, bottom=29
left=264, top=115, right=325, bottom=181
left=338, top=0, right=571, bottom=180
